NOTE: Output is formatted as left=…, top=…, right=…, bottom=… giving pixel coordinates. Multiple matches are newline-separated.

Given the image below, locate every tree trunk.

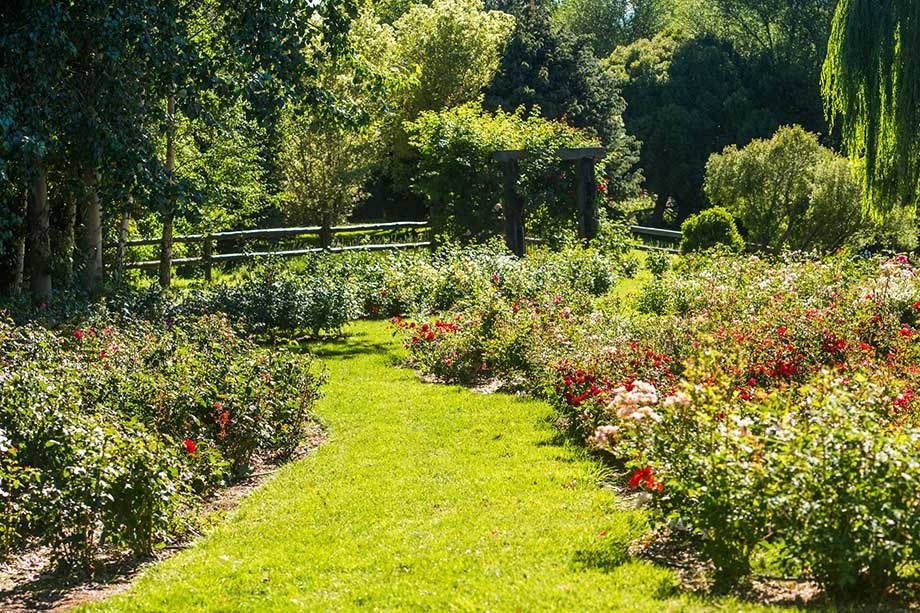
left=81, top=169, right=103, bottom=295
left=652, top=193, right=668, bottom=226
left=114, top=209, right=130, bottom=285
left=26, top=162, right=52, bottom=305
left=159, top=91, right=176, bottom=288
left=0, top=192, right=25, bottom=296
left=13, top=224, right=25, bottom=297
left=60, top=196, right=77, bottom=284
left=13, top=191, right=26, bottom=296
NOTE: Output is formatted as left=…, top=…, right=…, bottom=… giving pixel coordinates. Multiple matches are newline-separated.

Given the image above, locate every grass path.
left=85, top=320, right=783, bottom=612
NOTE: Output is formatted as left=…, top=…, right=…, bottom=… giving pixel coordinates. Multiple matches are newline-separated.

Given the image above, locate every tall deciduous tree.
left=485, top=0, right=641, bottom=197
left=1, top=0, right=360, bottom=298
left=0, top=0, right=71, bottom=305
left=675, top=0, right=835, bottom=65
left=822, top=0, right=920, bottom=209
left=607, top=28, right=830, bottom=222
left=552, top=0, right=670, bottom=58
left=359, top=0, right=515, bottom=211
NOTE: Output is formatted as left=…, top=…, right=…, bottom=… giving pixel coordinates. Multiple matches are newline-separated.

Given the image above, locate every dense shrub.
left=644, top=250, right=671, bottom=277
left=0, top=313, right=322, bottom=567
left=704, top=125, right=870, bottom=252
left=166, top=260, right=361, bottom=337
left=405, top=100, right=600, bottom=241
left=678, top=206, right=744, bottom=254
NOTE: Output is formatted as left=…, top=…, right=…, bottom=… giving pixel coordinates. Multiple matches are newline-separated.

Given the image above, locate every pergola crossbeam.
left=492, top=147, right=607, bottom=256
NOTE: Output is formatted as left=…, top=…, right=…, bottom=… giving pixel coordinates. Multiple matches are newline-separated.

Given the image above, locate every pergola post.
left=575, top=156, right=599, bottom=240
left=501, top=158, right=526, bottom=257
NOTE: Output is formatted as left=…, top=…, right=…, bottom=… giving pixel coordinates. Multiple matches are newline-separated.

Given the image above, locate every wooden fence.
left=112, top=222, right=682, bottom=280
left=628, top=226, right=682, bottom=253
left=111, top=221, right=432, bottom=281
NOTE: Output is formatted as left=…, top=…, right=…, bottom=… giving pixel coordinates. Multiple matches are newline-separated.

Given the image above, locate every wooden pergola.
left=493, top=147, right=606, bottom=256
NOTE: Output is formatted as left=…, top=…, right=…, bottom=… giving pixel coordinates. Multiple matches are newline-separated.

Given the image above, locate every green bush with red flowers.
left=396, top=250, right=920, bottom=595
left=0, top=313, right=322, bottom=569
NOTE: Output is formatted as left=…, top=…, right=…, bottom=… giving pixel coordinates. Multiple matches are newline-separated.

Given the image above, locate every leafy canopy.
left=406, top=99, right=596, bottom=240
left=822, top=0, right=920, bottom=209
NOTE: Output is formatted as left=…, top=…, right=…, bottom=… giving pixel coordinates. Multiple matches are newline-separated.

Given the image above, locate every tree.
left=674, top=0, right=835, bottom=65
left=356, top=0, right=515, bottom=213
left=279, top=109, right=377, bottom=228
left=606, top=29, right=830, bottom=223
left=485, top=0, right=641, bottom=197
left=822, top=0, right=920, bottom=209
left=552, top=0, right=671, bottom=58
left=0, top=0, right=361, bottom=300
left=704, top=125, right=868, bottom=252
left=0, top=0, right=73, bottom=305
left=391, top=0, right=515, bottom=131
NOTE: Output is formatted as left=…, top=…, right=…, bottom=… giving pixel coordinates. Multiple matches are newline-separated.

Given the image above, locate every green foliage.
left=704, top=125, right=867, bottom=252
left=606, top=30, right=829, bottom=221
left=644, top=250, right=672, bottom=277
left=395, top=242, right=619, bottom=383
left=405, top=100, right=596, bottom=240
left=627, top=362, right=920, bottom=592
left=822, top=0, right=920, bottom=209
left=552, top=0, right=670, bottom=58
left=674, top=0, right=835, bottom=65
left=166, top=261, right=362, bottom=337
left=678, top=206, right=744, bottom=254
left=393, top=0, right=515, bottom=117
left=0, top=313, right=323, bottom=567
left=279, top=108, right=375, bottom=226
left=344, top=0, right=515, bottom=208
left=0, top=0, right=359, bottom=300
left=174, top=102, right=278, bottom=232
left=484, top=0, right=641, bottom=197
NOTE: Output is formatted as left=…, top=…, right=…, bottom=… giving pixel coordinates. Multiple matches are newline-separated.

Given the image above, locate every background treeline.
left=0, top=0, right=913, bottom=307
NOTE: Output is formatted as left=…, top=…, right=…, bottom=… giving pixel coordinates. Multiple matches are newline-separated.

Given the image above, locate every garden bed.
left=0, top=312, right=324, bottom=575
left=395, top=249, right=920, bottom=597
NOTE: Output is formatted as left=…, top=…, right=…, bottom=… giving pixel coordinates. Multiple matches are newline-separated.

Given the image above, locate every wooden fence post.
left=504, top=159, right=526, bottom=257
left=114, top=211, right=130, bottom=285
left=202, top=234, right=213, bottom=282
left=320, top=212, right=333, bottom=249
left=494, top=153, right=526, bottom=257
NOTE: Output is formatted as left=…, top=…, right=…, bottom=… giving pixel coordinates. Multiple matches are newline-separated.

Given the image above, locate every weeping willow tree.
left=822, top=0, right=920, bottom=210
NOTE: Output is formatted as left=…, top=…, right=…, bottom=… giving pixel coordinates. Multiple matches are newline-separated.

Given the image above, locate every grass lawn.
left=83, top=320, right=787, bottom=612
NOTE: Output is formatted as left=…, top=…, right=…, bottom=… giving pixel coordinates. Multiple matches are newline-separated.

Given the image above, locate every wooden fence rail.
left=111, top=221, right=682, bottom=280
left=110, top=221, right=432, bottom=280
left=628, top=225, right=681, bottom=253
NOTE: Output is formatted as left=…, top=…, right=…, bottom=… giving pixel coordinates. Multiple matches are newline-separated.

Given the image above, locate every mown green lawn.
left=84, top=320, right=789, bottom=612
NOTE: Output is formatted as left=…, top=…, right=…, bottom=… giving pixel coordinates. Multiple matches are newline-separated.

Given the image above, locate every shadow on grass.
left=304, top=331, right=404, bottom=366
left=571, top=544, right=630, bottom=573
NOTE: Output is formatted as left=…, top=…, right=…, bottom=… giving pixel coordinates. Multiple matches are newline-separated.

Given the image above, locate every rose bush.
left=0, top=312, right=322, bottom=568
